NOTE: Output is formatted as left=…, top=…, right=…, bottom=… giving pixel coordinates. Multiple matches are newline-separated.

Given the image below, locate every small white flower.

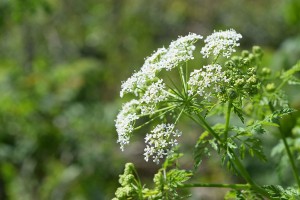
left=201, top=29, right=242, bottom=58
left=140, top=104, right=156, bottom=115
left=140, top=79, right=168, bottom=104
left=115, top=99, right=140, bottom=151
left=188, top=64, right=229, bottom=99
left=120, top=71, right=147, bottom=97
left=163, top=33, right=203, bottom=71
left=120, top=33, right=202, bottom=97
left=143, top=123, right=182, bottom=164
left=141, top=47, right=168, bottom=78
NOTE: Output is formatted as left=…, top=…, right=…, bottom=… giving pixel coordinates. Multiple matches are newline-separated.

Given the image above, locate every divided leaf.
left=193, top=132, right=210, bottom=170
left=233, top=105, right=245, bottom=124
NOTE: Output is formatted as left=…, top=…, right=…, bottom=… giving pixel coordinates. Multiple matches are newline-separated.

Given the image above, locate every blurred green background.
left=0, top=0, right=299, bottom=199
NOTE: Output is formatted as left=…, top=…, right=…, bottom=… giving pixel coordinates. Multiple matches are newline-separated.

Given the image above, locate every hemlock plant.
left=113, top=29, right=300, bottom=199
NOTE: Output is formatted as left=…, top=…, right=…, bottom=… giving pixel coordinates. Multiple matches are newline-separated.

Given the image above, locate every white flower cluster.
left=188, top=64, right=229, bottom=99
left=144, top=123, right=182, bottom=164
left=140, top=79, right=167, bottom=104
left=116, top=33, right=202, bottom=152
left=120, top=48, right=168, bottom=98
left=120, top=33, right=202, bottom=97
left=163, top=33, right=203, bottom=71
left=116, top=100, right=140, bottom=151
left=116, top=29, right=244, bottom=161
left=200, top=29, right=242, bottom=58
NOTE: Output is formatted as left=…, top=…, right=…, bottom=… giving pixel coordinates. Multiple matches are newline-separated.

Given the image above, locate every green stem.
left=224, top=100, right=233, bottom=141
left=196, top=114, right=252, bottom=183
left=269, top=103, right=300, bottom=189
left=132, top=166, right=144, bottom=199
left=179, top=65, right=188, bottom=96
left=185, top=62, right=189, bottom=87
left=180, top=183, right=251, bottom=190
left=134, top=105, right=177, bottom=130
left=174, top=106, right=185, bottom=125
left=189, top=112, right=275, bottom=199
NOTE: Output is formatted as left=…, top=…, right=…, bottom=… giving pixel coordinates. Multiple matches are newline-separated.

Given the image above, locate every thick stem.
left=224, top=100, right=233, bottom=141
left=180, top=183, right=250, bottom=190
left=193, top=113, right=275, bottom=199
left=269, top=103, right=300, bottom=189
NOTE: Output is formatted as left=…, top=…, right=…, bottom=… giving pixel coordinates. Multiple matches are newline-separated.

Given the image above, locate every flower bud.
left=266, top=83, right=276, bottom=92
left=261, top=67, right=271, bottom=76
left=248, top=53, right=255, bottom=62
left=225, top=60, right=236, bottom=68
left=252, top=46, right=262, bottom=55
left=242, top=50, right=250, bottom=58
left=235, top=78, right=245, bottom=87
left=231, top=56, right=240, bottom=64
left=248, top=76, right=257, bottom=84
left=228, top=89, right=238, bottom=100
left=244, top=103, right=253, bottom=115
left=252, top=46, right=263, bottom=59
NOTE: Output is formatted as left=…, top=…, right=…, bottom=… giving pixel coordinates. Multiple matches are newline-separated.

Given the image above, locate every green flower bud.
left=252, top=46, right=262, bottom=55
left=247, top=67, right=256, bottom=74
left=225, top=60, right=236, bottom=68
left=261, top=67, right=271, bottom=76
left=248, top=76, right=257, bottom=84
left=242, top=58, right=250, bottom=66
left=153, top=170, right=163, bottom=187
left=248, top=87, right=258, bottom=95
left=235, top=78, right=245, bottom=87
left=124, top=163, right=134, bottom=174
left=266, top=83, right=276, bottom=92
left=248, top=53, right=255, bottom=62
left=252, top=46, right=263, bottom=59
left=231, top=56, right=240, bottom=64
left=242, top=50, right=250, bottom=58
left=244, top=103, right=254, bottom=115
left=246, top=119, right=254, bottom=126
left=228, top=89, right=238, bottom=100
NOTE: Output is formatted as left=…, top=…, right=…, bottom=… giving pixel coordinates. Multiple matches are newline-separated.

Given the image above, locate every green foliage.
left=193, top=131, right=210, bottom=170
left=225, top=189, right=263, bottom=200
left=113, top=163, right=142, bottom=200
left=113, top=153, right=192, bottom=200
left=225, top=185, right=300, bottom=200
left=262, top=185, right=300, bottom=200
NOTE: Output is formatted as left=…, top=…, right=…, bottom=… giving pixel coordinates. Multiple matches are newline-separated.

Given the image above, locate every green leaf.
left=262, top=185, right=296, bottom=199
left=288, top=76, right=300, bottom=85
left=163, top=152, right=183, bottom=169
left=249, top=122, right=266, bottom=135
left=167, top=169, right=192, bottom=188
left=225, top=189, right=264, bottom=200
left=267, top=108, right=296, bottom=124
left=281, top=61, right=300, bottom=80
left=273, top=108, right=296, bottom=117
left=225, top=190, right=238, bottom=199
left=271, top=140, right=285, bottom=157
left=240, top=143, right=246, bottom=160
left=233, top=105, right=245, bottom=124
left=245, top=137, right=267, bottom=161
left=193, top=132, right=210, bottom=170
